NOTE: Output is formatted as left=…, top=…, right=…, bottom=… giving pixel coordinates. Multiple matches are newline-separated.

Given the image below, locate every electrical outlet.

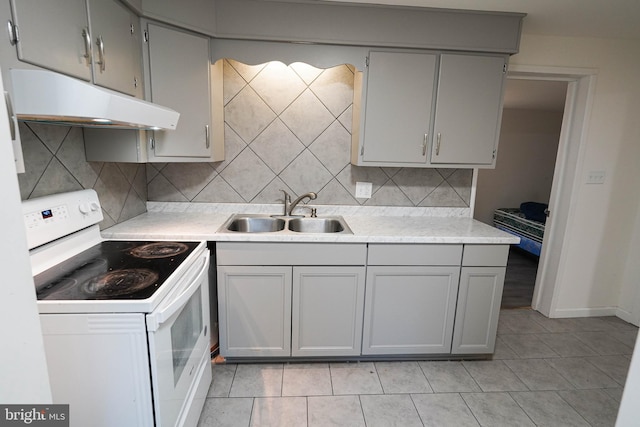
left=355, top=181, right=372, bottom=198
left=586, top=170, right=606, bottom=184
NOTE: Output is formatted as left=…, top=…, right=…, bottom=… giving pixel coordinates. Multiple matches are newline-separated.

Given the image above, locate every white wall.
left=0, top=72, right=51, bottom=403
left=475, top=108, right=563, bottom=225
left=510, top=34, right=640, bottom=317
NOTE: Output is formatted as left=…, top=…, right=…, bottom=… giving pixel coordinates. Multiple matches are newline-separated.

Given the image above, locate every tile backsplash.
left=147, top=59, right=472, bottom=207
left=16, top=59, right=472, bottom=224
left=17, top=122, right=146, bottom=229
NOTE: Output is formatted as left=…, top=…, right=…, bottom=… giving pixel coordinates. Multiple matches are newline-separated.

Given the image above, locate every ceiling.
left=323, top=0, right=640, bottom=40
left=503, top=79, right=568, bottom=112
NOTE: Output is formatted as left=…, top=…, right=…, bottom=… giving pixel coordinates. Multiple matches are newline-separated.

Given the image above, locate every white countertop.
left=101, top=203, right=519, bottom=245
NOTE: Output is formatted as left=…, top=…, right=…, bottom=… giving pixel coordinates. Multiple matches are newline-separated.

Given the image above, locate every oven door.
left=146, top=250, right=211, bottom=427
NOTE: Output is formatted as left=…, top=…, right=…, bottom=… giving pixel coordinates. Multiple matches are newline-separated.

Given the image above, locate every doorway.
left=473, top=65, right=597, bottom=316
left=475, top=78, right=567, bottom=309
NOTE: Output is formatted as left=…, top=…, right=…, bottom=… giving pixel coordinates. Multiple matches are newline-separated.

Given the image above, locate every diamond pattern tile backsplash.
left=16, top=59, right=472, bottom=220
left=17, top=122, right=146, bottom=229
left=148, top=60, right=472, bottom=207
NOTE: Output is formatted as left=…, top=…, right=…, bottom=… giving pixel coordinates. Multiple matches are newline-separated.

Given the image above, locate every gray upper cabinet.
left=430, top=54, right=507, bottom=166
left=352, top=50, right=507, bottom=168
left=143, top=22, right=223, bottom=161
left=9, top=0, right=142, bottom=96
left=88, top=0, right=141, bottom=96
left=9, top=0, right=92, bottom=81
left=359, top=51, right=436, bottom=165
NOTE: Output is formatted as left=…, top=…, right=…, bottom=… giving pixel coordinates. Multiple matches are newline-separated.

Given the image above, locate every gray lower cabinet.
left=292, top=267, right=365, bottom=357
left=216, top=242, right=367, bottom=359
left=362, top=244, right=463, bottom=355
left=362, top=266, right=460, bottom=355
left=451, top=245, right=509, bottom=354
left=451, top=267, right=506, bottom=354
left=217, top=266, right=292, bottom=358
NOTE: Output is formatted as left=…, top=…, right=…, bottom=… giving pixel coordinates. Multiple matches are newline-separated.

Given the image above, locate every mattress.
left=493, top=208, right=545, bottom=256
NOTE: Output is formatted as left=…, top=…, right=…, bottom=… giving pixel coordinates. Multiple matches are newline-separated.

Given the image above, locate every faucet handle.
left=280, top=189, right=291, bottom=201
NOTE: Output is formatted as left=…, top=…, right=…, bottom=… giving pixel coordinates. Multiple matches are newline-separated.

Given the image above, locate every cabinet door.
left=431, top=54, right=506, bottom=166
left=291, top=267, right=365, bottom=357
left=451, top=266, right=506, bottom=354
left=88, top=0, right=140, bottom=95
left=217, top=266, right=292, bottom=358
left=362, top=266, right=460, bottom=355
left=10, top=0, right=92, bottom=81
left=145, top=23, right=215, bottom=159
left=360, top=51, right=437, bottom=165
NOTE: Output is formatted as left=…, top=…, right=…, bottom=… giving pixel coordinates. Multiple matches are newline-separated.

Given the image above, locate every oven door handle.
left=146, top=254, right=209, bottom=332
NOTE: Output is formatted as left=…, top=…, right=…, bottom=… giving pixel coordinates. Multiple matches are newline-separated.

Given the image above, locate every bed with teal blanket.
left=493, top=206, right=546, bottom=257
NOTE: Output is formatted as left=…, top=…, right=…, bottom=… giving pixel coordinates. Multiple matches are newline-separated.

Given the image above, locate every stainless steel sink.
left=288, top=217, right=345, bottom=233
left=224, top=216, right=286, bottom=233
left=217, top=214, right=352, bottom=234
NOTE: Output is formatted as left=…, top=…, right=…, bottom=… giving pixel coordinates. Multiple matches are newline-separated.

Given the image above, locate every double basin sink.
left=218, top=214, right=352, bottom=234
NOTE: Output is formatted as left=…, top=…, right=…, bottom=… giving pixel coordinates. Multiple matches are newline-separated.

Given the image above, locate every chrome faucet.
left=280, top=190, right=317, bottom=216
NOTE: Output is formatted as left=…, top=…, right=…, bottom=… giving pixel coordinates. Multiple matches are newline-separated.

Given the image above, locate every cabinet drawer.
left=462, top=245, right=509, bottom=266
left=367, top=244, right=462, bottom=266
left=216, top=242, right=367, bottom=266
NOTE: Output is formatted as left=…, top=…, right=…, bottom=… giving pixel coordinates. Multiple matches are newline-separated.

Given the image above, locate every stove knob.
left=79, top=203, right=90, bottom=214
left=90, top=202, right=100, bottom=212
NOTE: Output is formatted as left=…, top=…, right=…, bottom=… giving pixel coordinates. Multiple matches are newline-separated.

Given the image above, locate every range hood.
left=9, top=69, right=179, bottom=130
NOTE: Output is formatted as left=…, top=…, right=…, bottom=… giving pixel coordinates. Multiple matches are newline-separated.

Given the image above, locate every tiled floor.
left=198, top=309, right=639, bottom=427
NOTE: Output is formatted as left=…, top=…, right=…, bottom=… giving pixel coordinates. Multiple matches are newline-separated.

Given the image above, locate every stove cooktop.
left=34, top=241, right=199, bottom=301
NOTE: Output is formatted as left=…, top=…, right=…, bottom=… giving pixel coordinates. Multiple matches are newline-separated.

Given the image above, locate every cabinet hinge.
left=133, top=77, right=138, bottom=88
left=7, top=20, right=18, bottom=46
left=503, top=63, right=507, bottom=74
left=143, top=30, right=149, bottom=43
left=365, top=55, right=370, bottom=67
left=492, top=149, right=497, bottom=159
left=150, top=136, right=155, bottom=150
left=130, top=24, right=135, bottom=35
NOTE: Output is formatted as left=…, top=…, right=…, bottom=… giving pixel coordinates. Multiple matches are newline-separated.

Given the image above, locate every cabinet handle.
left=81, top=27, right=91, bottom=66
left=4, top=91, right=16, bottom=140
left=95, top=36, right=105, bottom=72
left=7, top=20, right=18, bottom=45
left=422, top=133, right=428, bottom=156
left=205, top=125, right=210, bottom=149
left=436, top=133, right=442, bottom=156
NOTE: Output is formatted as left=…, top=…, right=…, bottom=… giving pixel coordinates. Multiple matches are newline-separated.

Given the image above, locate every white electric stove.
left=23, top=189, right=211, bottom=427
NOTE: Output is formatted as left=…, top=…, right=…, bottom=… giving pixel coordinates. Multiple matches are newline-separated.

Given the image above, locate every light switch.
left=355, top=181, right=372, bottom=198
left=586, top=171, right=606, bottom=184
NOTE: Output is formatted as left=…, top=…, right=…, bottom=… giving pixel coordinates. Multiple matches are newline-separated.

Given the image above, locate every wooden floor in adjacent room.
left=501, top=247, right=539, bottom=309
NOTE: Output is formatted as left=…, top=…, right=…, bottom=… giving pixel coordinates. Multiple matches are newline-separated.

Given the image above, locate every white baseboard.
left=616, top=308, right=640, bottom=327
left=550, top=307, right=618, bottom=318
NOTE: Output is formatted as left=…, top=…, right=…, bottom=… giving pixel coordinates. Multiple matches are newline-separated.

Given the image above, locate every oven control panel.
left=22, top=189, right=104, bottom=249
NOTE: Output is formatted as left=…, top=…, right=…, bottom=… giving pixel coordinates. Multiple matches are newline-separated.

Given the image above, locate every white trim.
left=552, top=307, right=618, bottom=318
left=469, top=168, right=478, bottom=218
left=616, top=308, right=640, bottom=327
left=505, top=65, right=597, bottom=319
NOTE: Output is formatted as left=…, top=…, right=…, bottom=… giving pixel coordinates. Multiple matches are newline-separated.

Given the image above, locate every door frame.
left=504, top=64, right=597, bottom=317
